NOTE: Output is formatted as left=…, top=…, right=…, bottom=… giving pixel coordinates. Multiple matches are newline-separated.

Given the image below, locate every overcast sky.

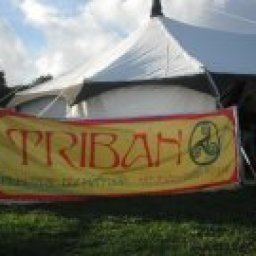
left=0, top=0, right=256, bottom=86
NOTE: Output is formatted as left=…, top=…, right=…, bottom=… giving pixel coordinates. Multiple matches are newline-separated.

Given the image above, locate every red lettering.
left=80, top=133, right=87, bottom=168
left=122, top=133, right=154, bottom=168
left=7, top=129, right=43, bottom=165
left=59, top=132, right=78, bottom=168
left=90, top=133, right=119, bottom=169
left=156, top=131, right=182, bottom=166
left=45, top=131, right=53, bottom=166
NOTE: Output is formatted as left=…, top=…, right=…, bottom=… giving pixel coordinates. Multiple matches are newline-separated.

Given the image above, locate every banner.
left=0, top=108, right=239, bottom=201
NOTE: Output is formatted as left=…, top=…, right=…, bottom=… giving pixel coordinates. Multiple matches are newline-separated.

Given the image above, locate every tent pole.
left=37, top=89, right=66, bottom=118
left=204, top=68, right=256, bottom=184
left=204, top=68, right=221, bottom=107
left=241, top=147, right=256, bottom=184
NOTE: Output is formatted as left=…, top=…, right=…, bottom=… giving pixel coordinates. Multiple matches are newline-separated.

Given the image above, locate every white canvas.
left=87, top=85, right=216, bottom=118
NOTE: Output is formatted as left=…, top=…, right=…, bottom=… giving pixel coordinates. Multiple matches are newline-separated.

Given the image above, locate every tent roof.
left=85, top=16, right=256, bottom=83
left=164, top=17, right=256, bottom=75
left=9, top=14, right=256, bottom=107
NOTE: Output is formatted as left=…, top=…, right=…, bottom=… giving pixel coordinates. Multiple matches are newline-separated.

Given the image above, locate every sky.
left=0, top=0, right=256, bottom=86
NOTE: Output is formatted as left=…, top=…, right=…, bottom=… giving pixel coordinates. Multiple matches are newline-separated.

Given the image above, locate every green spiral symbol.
left=189, top=121, right=221, bottom=166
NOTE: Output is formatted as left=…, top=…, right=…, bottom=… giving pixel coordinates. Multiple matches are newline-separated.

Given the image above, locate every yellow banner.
left=0, top=108, right=239, bottom=201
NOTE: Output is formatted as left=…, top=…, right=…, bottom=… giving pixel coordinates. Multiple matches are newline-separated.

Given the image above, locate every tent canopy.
left=9, top=1, right=256, bottom=107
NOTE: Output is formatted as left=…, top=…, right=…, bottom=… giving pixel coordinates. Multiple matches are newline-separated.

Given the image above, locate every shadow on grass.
left=2, top=186, right=255, bottom=226
left=0, top=186, right=255, bottom=255
left=33, top=186, right=256, bottom=226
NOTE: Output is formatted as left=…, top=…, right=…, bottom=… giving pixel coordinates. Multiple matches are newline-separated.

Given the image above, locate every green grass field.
left=0, top=186, right=255, bottom=256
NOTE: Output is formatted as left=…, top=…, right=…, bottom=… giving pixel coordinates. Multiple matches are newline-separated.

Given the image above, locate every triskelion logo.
left=189, top=121, right=221, bottom=165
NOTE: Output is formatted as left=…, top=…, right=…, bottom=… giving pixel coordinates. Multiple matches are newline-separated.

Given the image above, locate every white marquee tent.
left=8, top=0, right=256, bottom=119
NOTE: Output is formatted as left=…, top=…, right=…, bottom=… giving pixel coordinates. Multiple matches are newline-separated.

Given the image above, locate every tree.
left=0, top=70, right=7, bottom=88
left=0, top=70, right=12, bottom=107
left=0, top=72, right=54, bottom=107
left=30, top=74, right=53, bottom=87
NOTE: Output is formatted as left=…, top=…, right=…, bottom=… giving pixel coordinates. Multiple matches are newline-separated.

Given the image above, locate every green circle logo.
left=189, top=121, right=221, bottom=166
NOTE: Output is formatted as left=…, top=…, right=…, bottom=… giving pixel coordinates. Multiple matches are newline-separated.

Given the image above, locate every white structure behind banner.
left=7, top=0, right=256, bottom=121
left=87, top=85, right=216, bottom=118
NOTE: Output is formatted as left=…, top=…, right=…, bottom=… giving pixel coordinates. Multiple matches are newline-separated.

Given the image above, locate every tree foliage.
left=0, top=70, right=11, bottom=107
left=0, top=70, right=7, bottom=88
left=30, top=74, right=53, bottom=87
left=0, top=71, right=53, bottom=107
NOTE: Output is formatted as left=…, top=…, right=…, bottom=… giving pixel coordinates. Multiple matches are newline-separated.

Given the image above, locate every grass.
left=0, top=187, right=256, bottom=256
